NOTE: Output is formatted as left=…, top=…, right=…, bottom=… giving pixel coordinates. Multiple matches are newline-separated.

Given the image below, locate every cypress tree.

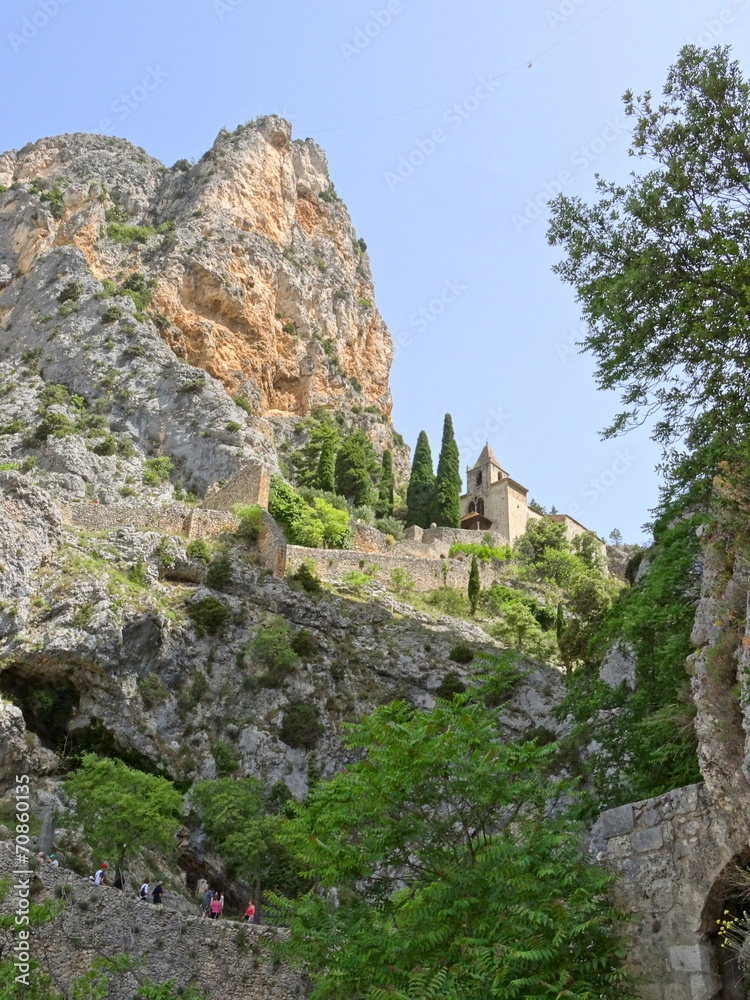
left=435, top=413, right=462, bottom=528
left=335, top=430, right=377, bottom=506
left=468, top=555, right=480, bottom=616
left=316, top=437, right=337, bottom=493
left=405, top=431, right=435, bottom=528
left=376, top=449, right=394, bottom=517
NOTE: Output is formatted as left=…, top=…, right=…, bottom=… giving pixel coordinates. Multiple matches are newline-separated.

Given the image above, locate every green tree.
left=557, top=515, right=703, bottom=813
left=548, top=45, right=750, bottom=496
left=435, top=413, right=462, bottom=527
left=65, top=755, right=182, bottom=877
left=491, top=601, right=549, bottom=659
left=191, top=778, right=308, bottom=914
left=375, top=448, right=394, bottom=517
left=467, top=554, right=480, bottom=615
left=514, top=517, right=568, bottom=563
left=315, top=436, right=337, bottom=493
left=272, top=685, right=632, bottom=1000
left=405, top=430, right=435, bottom=527
left=334, top=430, right=378, bottom=506
left=291, top=417, right=340, bottom=489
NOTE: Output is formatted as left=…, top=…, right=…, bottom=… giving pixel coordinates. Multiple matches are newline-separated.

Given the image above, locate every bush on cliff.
left=269, top=475, right=350, bottom=549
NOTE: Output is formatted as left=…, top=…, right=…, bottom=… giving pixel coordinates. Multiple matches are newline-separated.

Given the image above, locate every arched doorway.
left=702, top=852, right=750, bottom=999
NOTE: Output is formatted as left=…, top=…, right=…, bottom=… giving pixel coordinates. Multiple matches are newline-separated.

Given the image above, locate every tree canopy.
left=191, top=777, right=307, bottom=904
left=376, top=448, right=394, bottom=517
left=271, top=674, right=632, bottom=1000
left=548, top=44, right=750, bottom=496
left=334, top=430, right=378, bottom=506
left=65, top=754, right=183, bottom=872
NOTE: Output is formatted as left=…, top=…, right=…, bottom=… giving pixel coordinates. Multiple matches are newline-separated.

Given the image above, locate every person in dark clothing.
left=201, top=886, right=213, bottom=917
left=152, top=881, right=163, bottom=905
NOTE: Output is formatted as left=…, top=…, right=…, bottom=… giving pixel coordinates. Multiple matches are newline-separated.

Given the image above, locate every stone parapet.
left=285, top=545, right=502, bottom=592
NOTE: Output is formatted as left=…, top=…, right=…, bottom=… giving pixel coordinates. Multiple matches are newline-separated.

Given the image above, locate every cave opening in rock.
left=703, top=851, right=750, bottom=1000
left=0, top=665, right=79, bottom=750
left=66, top=719, right=163, bottom=777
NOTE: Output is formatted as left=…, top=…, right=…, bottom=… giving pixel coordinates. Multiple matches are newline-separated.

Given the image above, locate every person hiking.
left=90, top=862, right=108, bottom=885
left=201, top=886, right=213, bottom=917
left=138, top=881, right=149, bottom=901
left=48, top=854, right=58, bottom=868
left=152, top=881, right=163, bottom=905
left=243, top=900, right=255, bottom=922
left=209, top=893, right=222, bottom=919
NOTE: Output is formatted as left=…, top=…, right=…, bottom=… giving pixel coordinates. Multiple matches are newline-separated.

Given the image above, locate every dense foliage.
left=545, top=44, right=750, bottom=808
left=556, top=514, right=703, bottom=814
left=269, top=475, right=351, bottom=548
left=334, top=429, right=379, bottom=506
left=271, top=675, right=632, bottom=1000
left=376, top=448, right=394, bottom=516
left=191, top=778, right=309, bottom=904
left=548, top=44, right=750, bottom=497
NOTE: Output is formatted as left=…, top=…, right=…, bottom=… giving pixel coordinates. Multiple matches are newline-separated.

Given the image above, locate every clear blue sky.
left=2, top=0, right=747, bottom=542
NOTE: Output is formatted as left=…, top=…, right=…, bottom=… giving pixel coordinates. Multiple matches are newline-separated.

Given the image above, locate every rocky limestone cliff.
left=0, top=470, right=565, bottom=812
left=0, top=120, right=407, bottom=500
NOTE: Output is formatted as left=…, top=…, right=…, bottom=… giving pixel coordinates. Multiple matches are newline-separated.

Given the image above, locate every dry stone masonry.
left=0, top=845, right=307, bottom=1000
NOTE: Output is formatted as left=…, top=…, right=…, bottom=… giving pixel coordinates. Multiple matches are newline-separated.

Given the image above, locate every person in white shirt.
left=90, top=862, right=108, bottom=885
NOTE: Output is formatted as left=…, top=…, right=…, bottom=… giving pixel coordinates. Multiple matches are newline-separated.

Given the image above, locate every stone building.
left=459, top=444, right=532, bottom=546
left=459, top=444, right=605, bottom=556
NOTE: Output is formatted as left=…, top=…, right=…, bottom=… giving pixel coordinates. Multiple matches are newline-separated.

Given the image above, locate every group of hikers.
left=37, top=852, right=256, bottom=921
left=86, top=861, right=165, bottom=899
left=35, top=852, right=59, bottom=868
left=200, top=884, right=255, bottom=922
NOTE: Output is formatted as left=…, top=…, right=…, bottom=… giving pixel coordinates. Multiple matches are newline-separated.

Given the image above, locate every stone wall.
left=420, top=526, right=511, bottom=553
left=202, top=461, right=270, bottom=513
left=0, top=844, right=307, bottom=1000
left=393, top=526, right=511, bottom=561
left=351, top=521, right=391, bottom=553
left=591, top=782, right=750, bottom=1000
left=57, top=501, right=239, bottom=539
left=258, top=510, right=288, bottom=578
left=285, top=545, right=502, bottom=592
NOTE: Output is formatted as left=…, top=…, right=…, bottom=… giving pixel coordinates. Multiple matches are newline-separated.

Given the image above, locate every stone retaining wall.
left=591, top=782, right=750, bottom=999
left=401, top=524, right=511, bottom=555
left=202, top=460, right=270, bottom=513
left=0, top=844, right=306, bottom=1000
left=58, top=502, right=239, bottom=539
left=285, top=545, right=503, bottom=591
left=258, top=510, right=288, bottom=578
